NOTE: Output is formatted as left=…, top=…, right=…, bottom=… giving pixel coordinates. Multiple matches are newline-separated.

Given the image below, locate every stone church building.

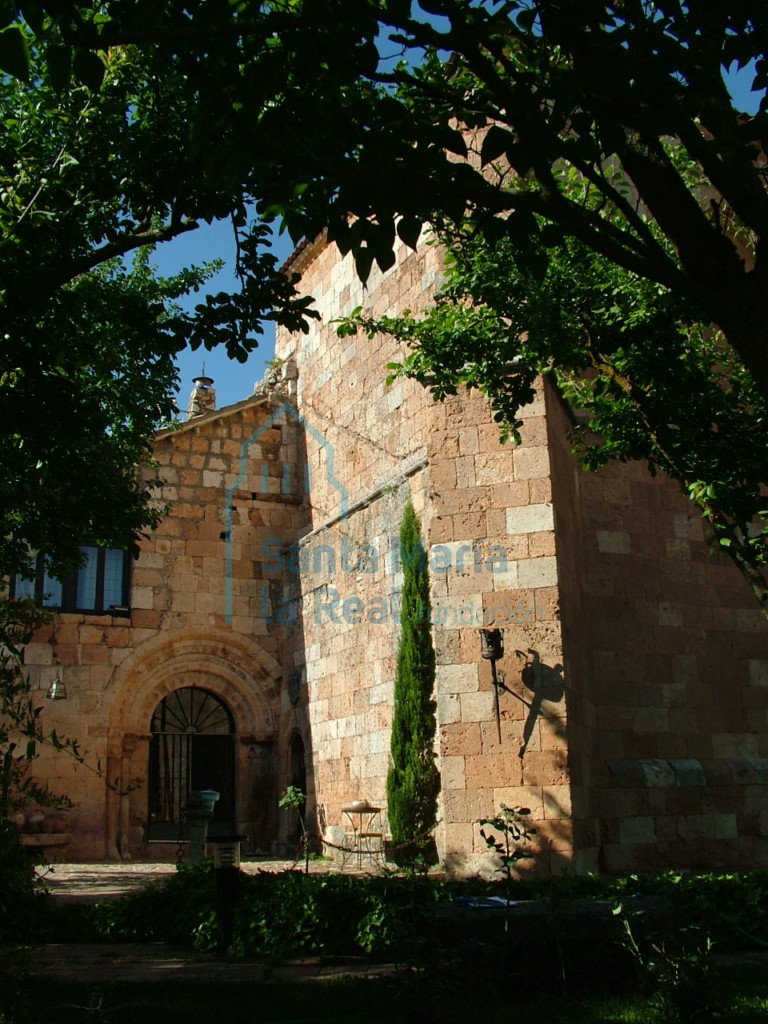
left=14, top=233, right=768, bottom=876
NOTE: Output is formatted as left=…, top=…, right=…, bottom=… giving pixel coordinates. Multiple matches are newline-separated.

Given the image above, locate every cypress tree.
left=386, top=498, right=440, bottom=865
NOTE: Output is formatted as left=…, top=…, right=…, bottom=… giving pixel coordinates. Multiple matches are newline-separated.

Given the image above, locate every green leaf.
left=0, top=25, right=30, bottom=82
left=47, top=43, right=72, bottom=92
left=72, top=48, right=105, bottom=91
left=480, top=125, right=514, bottom=166
left=397, top=216, right=423, bottom=251
left=354, top=246, right=374, bottom=285
left=375, top=246, right=396, bottom=273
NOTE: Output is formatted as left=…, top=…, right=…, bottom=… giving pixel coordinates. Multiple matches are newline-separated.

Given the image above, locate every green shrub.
left=227, top=871, right=442, bottom=959
left=386, top=499, right=440, bottom=866
left=51, top=865, right=768, bottom=1000
left=71, top=864, right=444, bottom=961
left=85, top=860, right=217, bottom=945
left=0, top=820, right=55, bottom=944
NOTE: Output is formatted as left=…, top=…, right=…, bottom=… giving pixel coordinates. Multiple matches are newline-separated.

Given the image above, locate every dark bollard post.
left=209, top=835, right=245, bottom=955
left=180, top=789, right=219, bottom=865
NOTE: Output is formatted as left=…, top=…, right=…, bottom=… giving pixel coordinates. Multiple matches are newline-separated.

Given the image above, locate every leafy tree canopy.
left=0, top=22, right=317, bottom=578
left=1, top=0, right=767, bottom=576
left=322, top=0, right=768, bottom=397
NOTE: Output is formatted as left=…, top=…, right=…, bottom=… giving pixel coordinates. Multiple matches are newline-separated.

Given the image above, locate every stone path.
left=19, top=943, right=396, bottom=984
left=36, top=857, right=354, bottom=904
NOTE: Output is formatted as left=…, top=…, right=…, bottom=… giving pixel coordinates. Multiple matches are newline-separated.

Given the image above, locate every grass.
left=6, top=968, right=768, bottom=1024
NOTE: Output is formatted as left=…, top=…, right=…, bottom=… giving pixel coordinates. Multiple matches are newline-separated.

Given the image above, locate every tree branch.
left=54, top=218, right=199, bottom=291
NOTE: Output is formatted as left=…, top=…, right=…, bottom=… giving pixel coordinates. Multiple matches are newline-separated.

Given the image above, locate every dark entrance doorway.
left=147, top=687, right=235, bottom=841
left=289, top=732, right=307, bottom=796
left=287, top=732, right=307, bottom=846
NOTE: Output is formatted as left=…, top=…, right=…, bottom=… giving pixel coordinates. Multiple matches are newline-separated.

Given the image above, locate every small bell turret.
left=187, top=372, right=216, bottom=419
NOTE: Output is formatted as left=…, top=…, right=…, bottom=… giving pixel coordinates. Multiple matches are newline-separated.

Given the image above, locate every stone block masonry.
left=274, top=233, right=768, bottom=878
left=20, top=394, right=298, bottom=860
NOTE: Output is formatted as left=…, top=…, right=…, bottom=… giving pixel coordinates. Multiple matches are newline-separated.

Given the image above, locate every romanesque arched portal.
left=105, top=629, right=281, bottom=859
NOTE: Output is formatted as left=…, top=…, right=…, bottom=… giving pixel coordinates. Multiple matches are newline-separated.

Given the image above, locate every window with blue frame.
left=10, top=546, right=131, bottom=615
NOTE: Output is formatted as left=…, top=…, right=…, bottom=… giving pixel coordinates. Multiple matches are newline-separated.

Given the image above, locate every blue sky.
left=151, top=220, right=295, bottom=412
left=154, top=58, right=765, bottom=415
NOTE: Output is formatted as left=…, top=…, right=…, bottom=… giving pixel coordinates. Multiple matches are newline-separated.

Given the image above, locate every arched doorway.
left=147, top=687, right=236, bottom=840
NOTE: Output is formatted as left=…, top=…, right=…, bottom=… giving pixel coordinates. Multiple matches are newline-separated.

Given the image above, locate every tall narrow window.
left=42, top=566, right=63, bottom=607
left=76, top=546, right=99, bottom=610
left=103, top=548, right=125, bottom=609
left=10, top=552, right=63, bottom=607
left=12, top=561, right=37, bottom=602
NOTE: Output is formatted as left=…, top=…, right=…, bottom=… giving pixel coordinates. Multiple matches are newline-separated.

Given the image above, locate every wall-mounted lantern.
left=46, top=677, right=67, bottom=701
left=479, top=627, right=504, bottom=661
left=478, top=628, right=505, bottom=742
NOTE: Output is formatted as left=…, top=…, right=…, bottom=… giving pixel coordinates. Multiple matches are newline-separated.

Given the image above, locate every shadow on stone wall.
left=513, top=648, right=565, bottom=756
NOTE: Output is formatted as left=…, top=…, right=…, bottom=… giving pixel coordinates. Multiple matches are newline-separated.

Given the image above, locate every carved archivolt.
left=106, top=628, right=281, bottom=755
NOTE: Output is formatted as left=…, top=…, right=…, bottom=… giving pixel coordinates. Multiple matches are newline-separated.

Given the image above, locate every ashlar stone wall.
left=276, top=232, right=768, bottom=878
left=21, top=394, right=302, bottom=860
left=273, top=235, right=440, bottom=852
left=275, top=237, right=577, bottom=875
left=546, top=390, right=768, bottom=873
